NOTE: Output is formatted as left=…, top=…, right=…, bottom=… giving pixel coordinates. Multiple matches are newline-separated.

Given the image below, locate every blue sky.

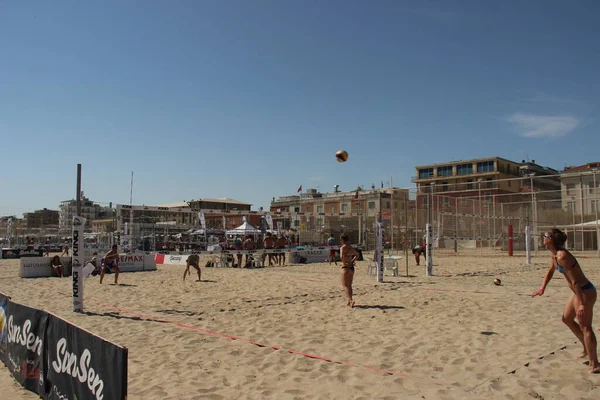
left=1, top=0, right=598, bottom=217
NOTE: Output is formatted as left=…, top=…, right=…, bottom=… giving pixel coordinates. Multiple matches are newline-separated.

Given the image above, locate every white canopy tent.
left=226, top=222, right=262, bottom=236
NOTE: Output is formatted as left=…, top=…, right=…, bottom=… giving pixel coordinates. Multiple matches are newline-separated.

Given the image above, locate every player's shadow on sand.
left=352, top=305, right=405, bottom=310
left=155, top=309, right=204, bottom=317
left=480, top=331, right=498, bottom=336
left=108, top=283, right=138, bottom=287
left=84, top=311, right=159, bottom=323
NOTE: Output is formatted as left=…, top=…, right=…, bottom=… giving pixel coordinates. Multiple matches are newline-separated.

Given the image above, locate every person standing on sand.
left=263, top=232, right=275, bottom=267
left=532, top=228, right=599, bottom=374
left=100, top=244, right=120, bottom=284
left=275, top=234, right=288, bottom=266
left=340, top=233, right=359, bottom=308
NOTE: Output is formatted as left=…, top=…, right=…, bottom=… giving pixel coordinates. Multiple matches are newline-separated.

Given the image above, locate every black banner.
left=45, top=314, right=128, bottom=400
left=1, top=249, right=20, bottom=259
left=0, top=292, right=9, bottom=366
left=1, top=249, right=44, bottom=259
left=5, top=301, right=47, bottom=396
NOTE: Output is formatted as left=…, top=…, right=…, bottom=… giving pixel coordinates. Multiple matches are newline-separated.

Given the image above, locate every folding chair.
left=383, top=258, right=399, bottom=277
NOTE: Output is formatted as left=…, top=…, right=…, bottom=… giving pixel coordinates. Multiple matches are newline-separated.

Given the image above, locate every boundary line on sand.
left=58, top=292, right=448, bottom=386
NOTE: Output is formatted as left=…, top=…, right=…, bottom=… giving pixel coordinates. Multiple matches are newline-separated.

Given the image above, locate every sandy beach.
left=1, top=251, right=599, bottom=399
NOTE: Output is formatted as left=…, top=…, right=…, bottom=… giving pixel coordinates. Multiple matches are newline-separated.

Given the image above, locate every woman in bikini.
left=340, top=233, right=359, bottom=308
left=532, top=228, right=599, bottom=373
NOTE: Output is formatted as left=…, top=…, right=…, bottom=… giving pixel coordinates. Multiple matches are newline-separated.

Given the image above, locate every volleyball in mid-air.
left=335, top=150, right=349, bottom=163
left=494, top=278, right=502, bottom=286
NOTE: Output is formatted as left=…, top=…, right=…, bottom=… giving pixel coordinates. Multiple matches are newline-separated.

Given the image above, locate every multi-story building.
left=59, top=193, right=113, bottom=230
left=187, top=198, right=257, bottom=228
left=270, top=187, right=410, bottom=247
left=412, top=156, right=560, bottom=206
left=23, top=208, right=60, bottom=229
left=561, top=162, right=600, bottom=214
left=115, top=198, right=258, bottom=242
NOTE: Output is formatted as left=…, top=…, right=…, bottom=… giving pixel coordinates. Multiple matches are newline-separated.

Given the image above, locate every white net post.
left=525, top=225, right=531, bottom=265
left=426, top=223, right=433, bottom=276
left=376, top=219, right=383, bottom=283
left=72, top=216, right=86, bottom=312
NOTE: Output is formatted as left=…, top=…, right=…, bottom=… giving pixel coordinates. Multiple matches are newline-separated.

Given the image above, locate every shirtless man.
left=100, top=244, right=120, bottom=284
left=275, top=235, right=288, bottom=266
left=263, top=232, right=275, bottom=267
left=243, top=235, right=256, bottom=267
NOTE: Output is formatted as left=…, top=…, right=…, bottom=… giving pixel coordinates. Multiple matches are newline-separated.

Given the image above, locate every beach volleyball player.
left=100, top=244, right=120, bottom=284
left=340, top=233, right=359, bottom=308
left=183, top=253, right=202, bottom=282
left=532, top=228, right=599, bottom=374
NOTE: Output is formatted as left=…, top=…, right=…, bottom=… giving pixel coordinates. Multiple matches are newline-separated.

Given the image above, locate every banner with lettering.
left=0, top=292, right=9, bottom=366
left=198, top=212, right=206, bottom=230
left=45, top=314, right=128, bottom=400
left=72, top=216, right=86, bottom=312
left=5, top=301, right=47, bottom=395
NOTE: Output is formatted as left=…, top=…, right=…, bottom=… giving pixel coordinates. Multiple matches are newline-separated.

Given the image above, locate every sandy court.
left=1, top=251, right=600, bottom=399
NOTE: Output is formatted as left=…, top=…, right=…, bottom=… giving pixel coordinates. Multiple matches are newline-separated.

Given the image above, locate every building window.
left=566, top=183, right=576, bottom=196
left=355, top=203, right=362, bottom=212
left=437, top=166, right=452, bottom=177
left=567, top=201, right=575, bottom=211
left=386, top=201, right=390, bottom=208
left=467, top=180, right=473, bottom=190
left=317, top=205, right=323, bottom=213
left=419, top=168, right=434, bottom=179
left=486, top=178, right=493, bottom=188
left=341, top=203, right=349, bottom=212
left=477, top=161, right=494, bottom=173
left=368, top=201, right=376, bottom=209
left=294, top=220, right=300, bottom=227
left=294, top=207, right=300, bottom=212
left=330, top=205, right=335, bottom=213
left=457, top=164, right=473, bottom=175
left=316, top=218, right=323, bottom=226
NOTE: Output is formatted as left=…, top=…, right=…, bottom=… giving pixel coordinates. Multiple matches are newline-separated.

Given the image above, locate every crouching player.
left=100, top=244, right=120, bottom=284
left=183, top=253, right=202, bottom=282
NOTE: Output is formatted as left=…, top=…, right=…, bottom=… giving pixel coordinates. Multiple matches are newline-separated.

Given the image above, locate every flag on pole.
left=354, top=187, right=359, bottom=199
left=297, top=185, right=302, bottom=193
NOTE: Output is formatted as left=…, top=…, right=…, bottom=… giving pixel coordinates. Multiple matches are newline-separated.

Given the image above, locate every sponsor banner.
left=117, top=254, right=157, bottom=272
left=0, top=292, right=9, bottom=366
left=164, top=255, right=187, bottom=265
left=154, top=254, right=165, bottom=264
left=45, top=313, right=128, bottom=400
left=2, top=249, right=20, bottom=259
left=19, top=257, right=73, bottom=278
left=72, top=216, right=86, bottom=313
left=19, top=255, right=155, bottom=278
left=5, top=301, right=47, bottom=396
left=292, top=248, right=329, bottom=264
left=1, top=249, right=44, bottom=259
left=198, top=212, right=206, bottom=230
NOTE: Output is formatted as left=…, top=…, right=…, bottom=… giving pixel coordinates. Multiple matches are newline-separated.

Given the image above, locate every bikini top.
left=554, top=250, right=580, bottom=275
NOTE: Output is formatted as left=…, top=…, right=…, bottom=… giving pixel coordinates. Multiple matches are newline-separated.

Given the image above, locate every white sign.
left=198, top=212, right=206, bottom=229
left=72, top=216, right=86, bottom=313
